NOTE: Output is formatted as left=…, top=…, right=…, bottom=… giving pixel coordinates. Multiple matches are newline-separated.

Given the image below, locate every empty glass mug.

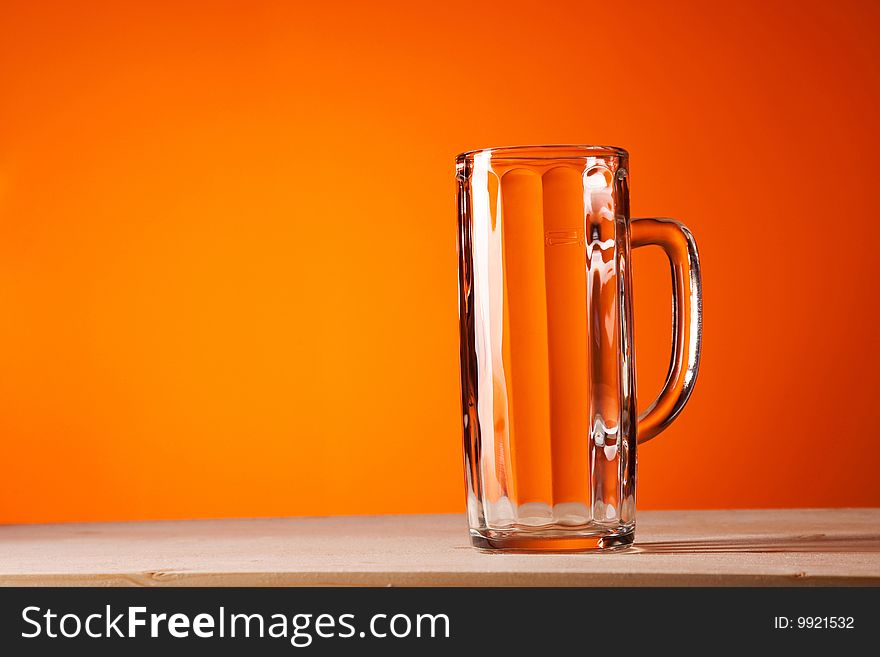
left=456, top=145, right=702, bottom=551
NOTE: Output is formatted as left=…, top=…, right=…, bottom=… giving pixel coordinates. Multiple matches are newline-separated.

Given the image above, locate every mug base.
left=469, top=526, right=634, bottom=553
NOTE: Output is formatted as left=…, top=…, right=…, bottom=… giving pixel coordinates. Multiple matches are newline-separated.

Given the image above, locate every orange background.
left=1, top=0, right=879, bottom=524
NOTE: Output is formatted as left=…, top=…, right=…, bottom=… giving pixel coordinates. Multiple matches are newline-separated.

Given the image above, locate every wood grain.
left=1, top=509, right=878, bottom=586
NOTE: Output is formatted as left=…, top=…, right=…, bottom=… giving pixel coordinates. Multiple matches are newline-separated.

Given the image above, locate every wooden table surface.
left=1, top=509, right=878, bottom=586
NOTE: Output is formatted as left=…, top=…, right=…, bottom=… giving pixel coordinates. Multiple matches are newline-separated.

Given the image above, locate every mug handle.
left=630, top=217, right=703, bottom=443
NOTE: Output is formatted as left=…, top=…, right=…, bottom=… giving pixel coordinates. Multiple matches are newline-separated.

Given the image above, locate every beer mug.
left=456, top=145, right=702, bottom=551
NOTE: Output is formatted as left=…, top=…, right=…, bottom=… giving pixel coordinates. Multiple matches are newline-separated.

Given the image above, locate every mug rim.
left=456, top=144, right=628, bottom=161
